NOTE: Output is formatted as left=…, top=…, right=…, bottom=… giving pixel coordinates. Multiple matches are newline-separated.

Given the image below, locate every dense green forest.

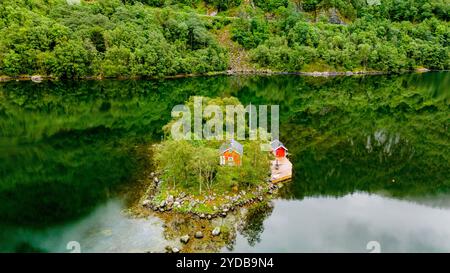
left=0, top=0, right=449, bottom=78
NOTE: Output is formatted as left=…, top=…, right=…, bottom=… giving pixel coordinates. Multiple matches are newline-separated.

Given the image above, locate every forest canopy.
left=0, top=0, right=448, bottom=78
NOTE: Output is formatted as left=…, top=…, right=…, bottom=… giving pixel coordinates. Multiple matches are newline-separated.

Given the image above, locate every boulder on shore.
left=180, top=235, right=190, bottom=244
left=31, top=75, right=43, bottom=83
left=212, top=227, right=221, bottom=236
left=194, top=231, right=204, bottom=239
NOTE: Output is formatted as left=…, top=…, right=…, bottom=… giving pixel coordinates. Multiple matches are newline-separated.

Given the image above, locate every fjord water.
left=0, top=72, right=449, bottom=252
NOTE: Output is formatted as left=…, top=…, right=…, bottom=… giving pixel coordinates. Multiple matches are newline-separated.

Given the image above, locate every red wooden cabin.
left=219, top=139, right=243, bottom=166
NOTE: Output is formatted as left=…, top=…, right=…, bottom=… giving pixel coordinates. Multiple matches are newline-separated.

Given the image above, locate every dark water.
left=0, top=72, right=449, bottom=252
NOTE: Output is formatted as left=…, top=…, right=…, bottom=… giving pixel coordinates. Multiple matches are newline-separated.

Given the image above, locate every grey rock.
left=199, top=213, right=205, bottom=219
left=160, top=200, right=166, bottom=207
left=194, top=231, right=204, bottom=239
left=180, top=235, right=190, bottom=244
left=142, top=200, right=151, bottom=207
left=167, top=195, right=174, bottom=203
left=207, top=214, right=212, bottom=220
left=31, top=75, right=43, bottom=83
left=172, top=247, right=180, bottom=253
left=212, top=227, right=221, bottom=236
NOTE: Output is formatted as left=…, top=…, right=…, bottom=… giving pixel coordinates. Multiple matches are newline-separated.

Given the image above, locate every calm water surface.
left=0, top=72, right=448, bottom=252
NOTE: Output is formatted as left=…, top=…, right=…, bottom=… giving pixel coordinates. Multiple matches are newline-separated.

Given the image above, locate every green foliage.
left=231, top=18, right=270, bottom=49
left=0, top=0, right=448, bottom=76
left=155, top=138, right=271, bottom=193
left=254, top=0, right=288, bottom=12
left=205, top=0, right=242, bottom=12
left=156, top=96, right=272, bottom=193
left=0, top=0, right=228, bottom=78
left=250, top=13, right=449, bottom=72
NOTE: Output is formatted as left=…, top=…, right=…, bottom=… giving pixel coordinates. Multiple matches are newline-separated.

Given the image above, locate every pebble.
left=212, top=227, right=221, bottom=236
left=180, top=235, right=190, bottom=244
left=167, top=195, right=174, bottom=203
left=194, top=231, right=204, bottom=239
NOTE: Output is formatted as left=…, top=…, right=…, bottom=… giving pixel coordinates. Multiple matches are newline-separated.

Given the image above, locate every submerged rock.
left=212, top=227, right=221, bottom=236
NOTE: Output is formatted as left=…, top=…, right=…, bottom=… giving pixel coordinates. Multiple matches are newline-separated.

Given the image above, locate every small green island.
left=140, top=96, right=291, bottom=219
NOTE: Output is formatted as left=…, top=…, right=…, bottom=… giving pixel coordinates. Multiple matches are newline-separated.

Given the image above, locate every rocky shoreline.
left=0, top=68, right=436, bottom=83
left=140, top=172, right=281, bottom=220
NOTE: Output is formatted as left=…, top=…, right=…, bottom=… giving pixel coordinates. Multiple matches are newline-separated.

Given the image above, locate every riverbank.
left=0, top=68, right=437, bottom=83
